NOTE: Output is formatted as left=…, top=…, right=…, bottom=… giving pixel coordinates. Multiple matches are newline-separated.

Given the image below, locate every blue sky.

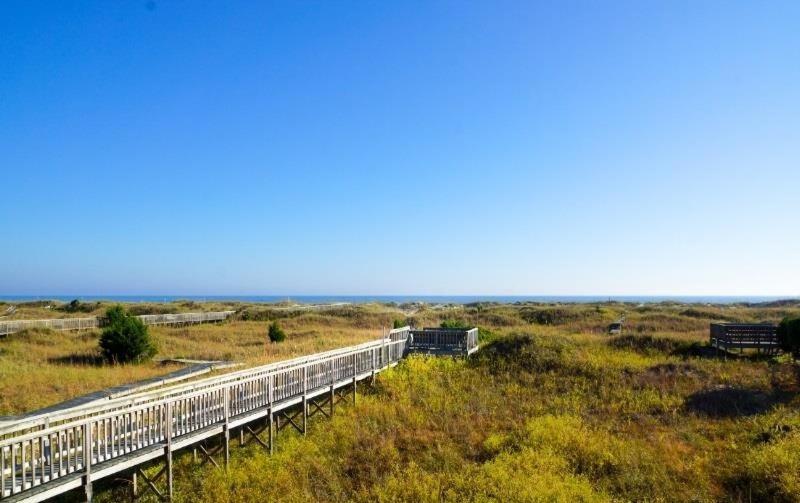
left=1, top=1, right=798, bottom=296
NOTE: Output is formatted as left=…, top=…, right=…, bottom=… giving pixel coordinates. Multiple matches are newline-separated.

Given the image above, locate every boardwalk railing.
left=0, top=312, right=235, bottom=337
left=0, top=330, right=418, bottom=502
left=0, top=325, right=480, bottom=502
left=710, top=323, right=780, bottom=355
left=1, top=335, right=405, bottom=439
left=409, top=328, right=479, bottom=356
left=0, top=318, right=98, bottom=336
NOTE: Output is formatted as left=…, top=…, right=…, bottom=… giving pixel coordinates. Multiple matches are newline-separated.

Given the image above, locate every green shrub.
left=127, top=304, right=173, bottom=316
left=440, top=319, right=469, bottom=329
left=519, top=308, right=577, bottom=325
left=99, top=305, right=156, bottom=363
left=58, top=299, right=98, bottom=313
left=268, top=321, right=286, bottom=343
left=607, top=334, right=690, bottom=355
left=777, top=317, right=800, bottom=360
left=393, top=319, right=406, bottom=329
left=478, top=326, right=495, bottom=343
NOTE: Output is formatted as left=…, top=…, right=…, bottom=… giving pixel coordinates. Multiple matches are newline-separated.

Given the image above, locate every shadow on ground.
left=47, top=353, right=106, bottom=366
left=685, top=387, right=777, bottom=417
left=686, top=365, right=799, bottom=418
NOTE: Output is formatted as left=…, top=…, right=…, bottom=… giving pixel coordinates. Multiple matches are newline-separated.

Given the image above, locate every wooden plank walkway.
left=0, top=311, right=235, bottom=337
left=0, top=326, right=479, bottom=502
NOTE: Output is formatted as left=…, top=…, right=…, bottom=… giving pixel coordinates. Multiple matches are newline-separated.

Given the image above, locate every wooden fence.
left=0, top=326, right=446, bottom=502
left=0, top=312, right=235, bottom=337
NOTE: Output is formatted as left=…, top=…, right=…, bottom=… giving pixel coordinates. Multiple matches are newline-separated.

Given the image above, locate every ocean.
left=0, top=295, right=794, bottom=305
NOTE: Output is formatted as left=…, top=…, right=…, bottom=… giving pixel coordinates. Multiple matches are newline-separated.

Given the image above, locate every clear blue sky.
left=1, top=1, right=798, bottom=296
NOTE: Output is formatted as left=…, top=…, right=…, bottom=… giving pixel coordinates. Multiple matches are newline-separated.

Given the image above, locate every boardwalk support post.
left=223, top=388, right=230, bottom=469
left=165, top=401, right=173, bottom=501
left=268, top=376, right=274, bottom=455
left=371, top=346, right=376, bottom=384
left=329, top=358, right=335, bottom=417
left=352, top=353, right=357, bottom=406
left=83, top=422, right=92, bottom=502
left=302, top=367, right=308, bottom=436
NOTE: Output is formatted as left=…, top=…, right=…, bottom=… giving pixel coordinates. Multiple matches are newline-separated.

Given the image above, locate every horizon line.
left=1, top=294, right=797, bottom=299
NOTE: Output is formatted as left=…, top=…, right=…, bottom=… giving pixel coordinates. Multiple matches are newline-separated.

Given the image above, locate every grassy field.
left=2, top=300, right=800, bottom=501
left=0, top=302, right=403, bottom=415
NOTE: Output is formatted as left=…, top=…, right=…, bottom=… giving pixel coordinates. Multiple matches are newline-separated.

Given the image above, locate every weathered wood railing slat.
left=0, top=327, right=438, bottom=502
left=0, top=312, right=235, bottom=337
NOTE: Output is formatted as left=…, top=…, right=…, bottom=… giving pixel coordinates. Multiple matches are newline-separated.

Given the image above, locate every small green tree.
left=268, top=321, right=286, bottom=343
left=777, top=317, right=800, bottom=361
left=99, top=305, right=156, bottom=363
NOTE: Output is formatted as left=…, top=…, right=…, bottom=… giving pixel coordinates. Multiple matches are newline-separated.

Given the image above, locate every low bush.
left=520, top=307, right=577, bottom=325
left=680, top=308, right=731, bottom=321
left=99, top=306, right=156, bottom=363
left=473, top=334, right=574, bottom=375
left=127, top=304, right=174, bottom=316
left=268, top=321, right=286, bottom=343
left=608, top=334, right=691, bottom=355
left=57, top=299, right=98, bottom=313
left=477, top=326, right=495, bottom=343
left=777, top=317, right=800, bottom=360
left=440, top=319, right=469, bottom=329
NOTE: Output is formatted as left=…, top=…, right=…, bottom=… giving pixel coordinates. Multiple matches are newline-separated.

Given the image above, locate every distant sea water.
left=0, top=295, right=795, bottom=305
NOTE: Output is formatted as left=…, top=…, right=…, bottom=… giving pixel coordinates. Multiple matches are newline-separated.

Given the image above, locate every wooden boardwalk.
left=0, top=326, right=479, bottom=502
left=0, top=311, right=235, bottom=337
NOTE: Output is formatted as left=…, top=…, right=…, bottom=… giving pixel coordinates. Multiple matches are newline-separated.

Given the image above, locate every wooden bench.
left=709, top=323, right=779, bottom=355
left=408, top=328, right=479, bottom=356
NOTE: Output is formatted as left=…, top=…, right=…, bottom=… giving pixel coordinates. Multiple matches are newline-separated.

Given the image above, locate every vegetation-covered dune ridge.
left=2, top=302, right=800, bottom=501
left=97, top=328, right=799, bottom=500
